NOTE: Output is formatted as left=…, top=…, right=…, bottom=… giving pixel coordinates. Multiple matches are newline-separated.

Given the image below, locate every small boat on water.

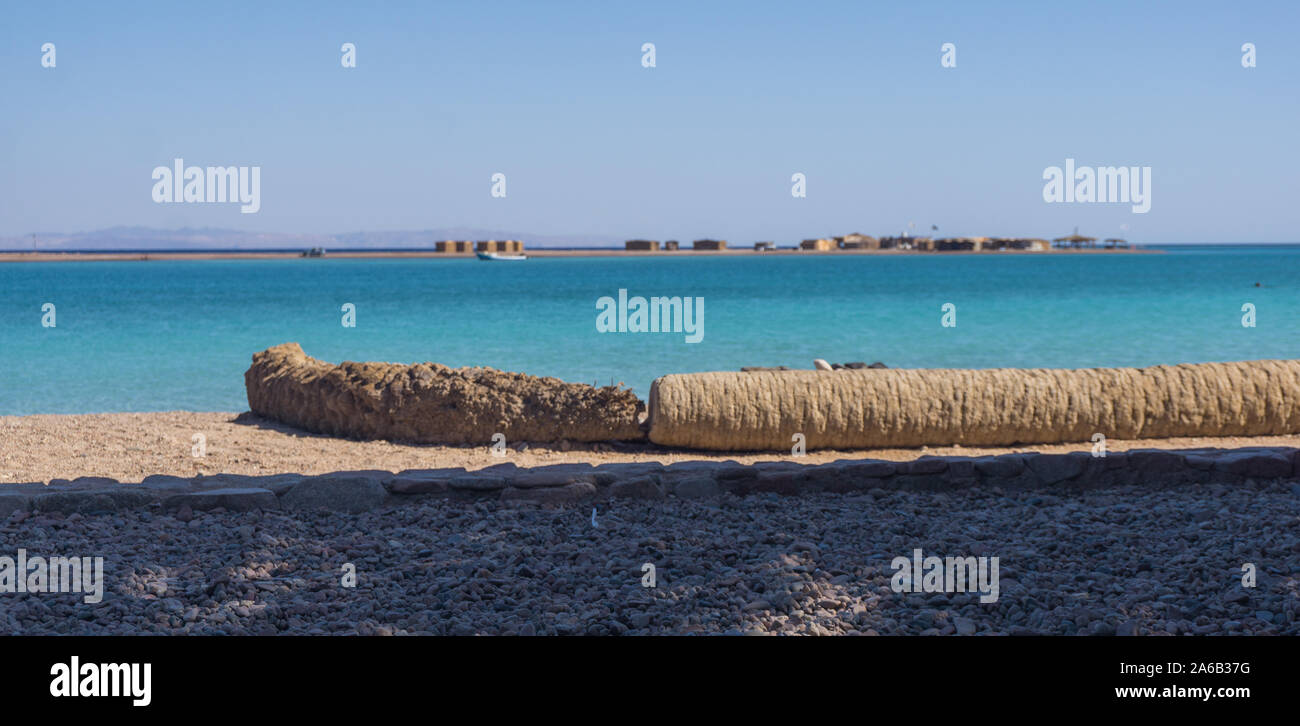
left=476, top=252, right=527, bottom=261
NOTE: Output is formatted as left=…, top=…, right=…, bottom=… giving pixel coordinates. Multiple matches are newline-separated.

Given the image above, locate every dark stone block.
left=974, top=455, right=1024, bottom=479
left=1025, top=452, right=1089, bottom=484
left=608, top=476, right=665, bottom=499
left=1212, top=450, right=1292, bottom=479
left=163, top=488, right=278, bottom=512
left=500, top=482, right=596, bottom=506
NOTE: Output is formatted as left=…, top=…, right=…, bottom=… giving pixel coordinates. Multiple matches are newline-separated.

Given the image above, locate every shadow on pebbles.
left=2, top=482, right=1297, bottom=635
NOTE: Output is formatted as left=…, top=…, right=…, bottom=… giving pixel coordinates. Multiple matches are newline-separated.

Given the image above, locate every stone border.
left=2, top=447, right=1298, bottom=517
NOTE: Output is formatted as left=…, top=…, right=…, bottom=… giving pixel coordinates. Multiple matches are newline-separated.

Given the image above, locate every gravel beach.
left=3, top=481, right=1296, bottom=635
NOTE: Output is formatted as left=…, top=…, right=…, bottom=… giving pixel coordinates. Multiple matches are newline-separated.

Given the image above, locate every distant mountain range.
left=0, top=226, right=621, bottom=250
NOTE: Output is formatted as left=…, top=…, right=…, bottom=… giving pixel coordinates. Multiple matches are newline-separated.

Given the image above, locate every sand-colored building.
left=625, top=240, right=660, bottom=251
left=476, top=240, right=525, bottom=253
left=664, top=240, right=680, bottom=250
left=837, top=233, right=879, bottom=250
left=801, top=238, right=835, bottom=251
left=435, top=240, right=475, bottom=254
left=692, top=239, right=727, bottom=250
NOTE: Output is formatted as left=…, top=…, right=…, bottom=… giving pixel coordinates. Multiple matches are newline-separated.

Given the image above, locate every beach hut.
left=693, top=239, right=727, bottom=250
left=838, top=233, right=879, bottom=250
left=1103, top=238, right=1130, bottom=249
left=753, top=241, right=775, bottom=251
left=664, top=240, right=680, bottom=251
left=435, top=240, right=475, bottom=254
left=474, top=240, right=525, bottom=253
left=800, top=238, right=835, bottom=251
left=1052, top=233, right=1098, bottom=249
left=934, top=237, right=983, bottom=251
left=625, top=239, right=660, bottom=251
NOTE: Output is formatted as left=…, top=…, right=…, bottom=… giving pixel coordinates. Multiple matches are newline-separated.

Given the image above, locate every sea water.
left=1, top=245, right=1297, bottom=414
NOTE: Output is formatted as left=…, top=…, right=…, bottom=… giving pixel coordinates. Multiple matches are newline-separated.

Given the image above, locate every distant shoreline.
left=0, top=247, right=1159, bottom=263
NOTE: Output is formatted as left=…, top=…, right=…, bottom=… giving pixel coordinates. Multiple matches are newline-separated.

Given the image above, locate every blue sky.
left=2, top=0, right=1297, bottom=244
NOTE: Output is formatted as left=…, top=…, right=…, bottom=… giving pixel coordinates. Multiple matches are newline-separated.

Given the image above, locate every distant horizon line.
left=5, top=241, right=1300, bottom=254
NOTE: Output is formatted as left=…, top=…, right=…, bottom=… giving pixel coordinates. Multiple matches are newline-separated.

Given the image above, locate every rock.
left=608, top=476, right=664, bottom=499
left=389, top=468, right=465, bottom=494
left=190, top=473, right=264, bottom=490
left=164, top=488, right=278, bottom=512
left=281, top=475, right=387, bottom=512
left=1183, top=454, right=1216, bottom=471
left=510, top=468, right=597, bottom=489
left=900, top=458, right=948, bottom=475
left=33, top=489, right=155, bottom=514
left=974, top=455, right=1024, bottom=478
left=1117, top=621, right=1141, bottom=636
left=838, top=460, right=897, bottom=478
left=0, top=494, right=30, bottom=518
left=1212, top=450, right=1292, bottom=479
left=751, top=469, right=805, bottom=495
left=252, top=474, right=304, bottom=496
left=1025, top=452, right=1089, bottom=484
left=244, top=342, right=645, bottom=444
left=813, top=359, right=833, bottom=371
left=448, top=475, right=508, bottom=492
left=845, top=362, right=868, bottom=369
left=595, top=462, right=666, bottom=479
left=673, top=476, right=722, bottom=499
left=174, top=504, right=194, bottom=522
left=138, top=475, right=194, bottom=491
left=500, top=482, right=596, bottom=506
left=867, top=362, right=888, bottom=369
left=1127, top=450, right=1185, bottom=474
left=53, top=476, right=121, bottom=489
left=944, top=457, right=976, bottom=479
left=954, top=617, right=976, bottom=636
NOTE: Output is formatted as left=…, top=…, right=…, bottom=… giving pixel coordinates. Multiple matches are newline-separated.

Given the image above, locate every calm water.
left=2, top=245, right=1298, bottom=414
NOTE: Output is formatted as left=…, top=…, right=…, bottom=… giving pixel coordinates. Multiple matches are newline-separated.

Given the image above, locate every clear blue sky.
left=2, top=0, right=1296, bottom=244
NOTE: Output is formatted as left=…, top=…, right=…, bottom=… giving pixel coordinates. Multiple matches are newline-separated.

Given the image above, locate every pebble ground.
left=4, top=480, right=1297, bottom=635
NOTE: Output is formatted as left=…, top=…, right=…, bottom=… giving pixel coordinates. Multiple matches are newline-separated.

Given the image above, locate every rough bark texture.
left=245, top=343, right=645, bottom=444
left=646, top=361, right=1300, bottom=451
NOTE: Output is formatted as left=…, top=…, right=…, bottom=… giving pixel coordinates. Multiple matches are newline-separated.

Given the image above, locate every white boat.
left=476, top=252, right=527, bottom=261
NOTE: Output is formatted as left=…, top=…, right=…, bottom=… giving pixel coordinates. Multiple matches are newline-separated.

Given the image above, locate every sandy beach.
left=3, top=410, right=1298, bottom=484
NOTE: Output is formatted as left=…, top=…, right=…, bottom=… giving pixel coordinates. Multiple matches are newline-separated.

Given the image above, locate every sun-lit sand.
left=1, top=410, right=1294, bottom=484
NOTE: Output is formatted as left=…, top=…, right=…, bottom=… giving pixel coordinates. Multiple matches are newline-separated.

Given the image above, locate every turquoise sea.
left=1, top=245, right=1298, bottom=415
